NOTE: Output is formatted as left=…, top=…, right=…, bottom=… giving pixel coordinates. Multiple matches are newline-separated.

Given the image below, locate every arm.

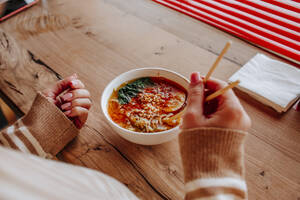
left=0, top=92, right=78, bottom=158
left=180, top=73, right=251, bottom=200
left=0, top=74, right=91, bottom=158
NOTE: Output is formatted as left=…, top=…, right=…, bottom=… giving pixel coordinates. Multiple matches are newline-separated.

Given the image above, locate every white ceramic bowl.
left=101, top=68, right=189, bottom=145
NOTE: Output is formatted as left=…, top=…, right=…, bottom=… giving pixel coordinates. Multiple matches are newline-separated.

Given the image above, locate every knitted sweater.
left=0, top=93, right=247, bottom=200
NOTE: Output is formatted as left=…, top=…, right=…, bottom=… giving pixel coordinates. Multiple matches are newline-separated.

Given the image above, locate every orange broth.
left=108, top=77, right=187, bottom=133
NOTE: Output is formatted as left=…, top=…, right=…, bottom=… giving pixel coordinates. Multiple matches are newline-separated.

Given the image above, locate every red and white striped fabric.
left=152, top=0, right=300, bottom=65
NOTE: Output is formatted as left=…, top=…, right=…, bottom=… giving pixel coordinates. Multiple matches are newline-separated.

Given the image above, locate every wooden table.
left=0, top=0, right=299, bottom=199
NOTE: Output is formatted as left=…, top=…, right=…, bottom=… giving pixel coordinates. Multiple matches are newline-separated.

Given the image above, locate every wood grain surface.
left=0, top=0, right=299, bottom=199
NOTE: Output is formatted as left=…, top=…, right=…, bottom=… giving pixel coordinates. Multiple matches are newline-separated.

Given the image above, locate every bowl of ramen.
left=101, top=68, right=189, bottom=145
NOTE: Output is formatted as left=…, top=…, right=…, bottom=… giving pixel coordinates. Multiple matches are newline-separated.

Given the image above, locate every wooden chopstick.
left=169, top=80, right=240, bottom=121
left=168, top=107, right=186, bottom=121
left=204, top=41, right=232, bottom=82
left=170, top=41, right=233, bottom=121
left=205, top=80, right=240, bottom=102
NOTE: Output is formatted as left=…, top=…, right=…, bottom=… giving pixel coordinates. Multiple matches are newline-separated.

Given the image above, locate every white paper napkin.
left=229, top=54, right=300, bottom=113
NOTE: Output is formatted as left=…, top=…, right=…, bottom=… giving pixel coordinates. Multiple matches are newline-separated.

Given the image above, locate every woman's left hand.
left=42, top=74, right=92, bottom=129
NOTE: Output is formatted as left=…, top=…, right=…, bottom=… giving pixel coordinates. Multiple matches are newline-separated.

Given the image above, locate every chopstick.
left=168, top=107, right=186, bottom=122
left=169, top=80, right=240, bottom=121
left=204, top=41, right=232, bottom=82
left=205, top=80, right=240, bottom=102
left=170, top=41, right=234, bottom=121
left=169, top=80, right=240, bottom=122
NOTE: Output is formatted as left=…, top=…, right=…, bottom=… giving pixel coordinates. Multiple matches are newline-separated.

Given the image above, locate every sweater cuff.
left=179, top=127, right=247, bottom=183
left=22, top=92, right=79, bottom=156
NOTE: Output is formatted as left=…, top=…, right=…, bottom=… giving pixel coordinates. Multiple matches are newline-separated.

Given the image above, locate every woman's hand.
left=42, top=74, right=92, bottom=129
left=182, top=72, right=251, bottom=131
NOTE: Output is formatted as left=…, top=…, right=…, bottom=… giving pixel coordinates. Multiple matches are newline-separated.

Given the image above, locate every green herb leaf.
left=118, top=77, right=154, bottom=104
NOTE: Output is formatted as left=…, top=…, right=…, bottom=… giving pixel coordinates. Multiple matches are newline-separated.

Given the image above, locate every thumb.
left=187, top=72, right=204, bottom=114
left=52, top=74, right=78, bottom=96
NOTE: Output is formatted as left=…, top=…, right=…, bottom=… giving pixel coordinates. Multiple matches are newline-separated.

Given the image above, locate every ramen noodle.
left=108, top=77, right=187, bottom=133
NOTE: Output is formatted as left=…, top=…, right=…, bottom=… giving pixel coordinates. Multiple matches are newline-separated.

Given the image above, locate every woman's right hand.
left=182, top=72, right=251, bottom=131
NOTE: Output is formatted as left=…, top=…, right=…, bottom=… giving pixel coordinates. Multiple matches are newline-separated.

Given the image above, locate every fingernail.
left=72, top=73, right=78, bottom=79
left=64, top=110, right=71, bottom=115
left=71, top=80, right=78, bottom=87
left=61, top=102, right=71, bottom=110
left=62, top=93, right=73, bottom=101
left=191, top=72, right=200, bottom=84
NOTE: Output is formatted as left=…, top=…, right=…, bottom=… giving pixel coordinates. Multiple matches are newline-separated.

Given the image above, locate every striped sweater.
left=0, top=93, right=247, bottom=200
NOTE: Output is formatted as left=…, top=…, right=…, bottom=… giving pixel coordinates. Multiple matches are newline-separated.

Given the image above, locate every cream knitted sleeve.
left=179, top=127, right=248, bottom=200
left=0, top=92, right=79, bottom=158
